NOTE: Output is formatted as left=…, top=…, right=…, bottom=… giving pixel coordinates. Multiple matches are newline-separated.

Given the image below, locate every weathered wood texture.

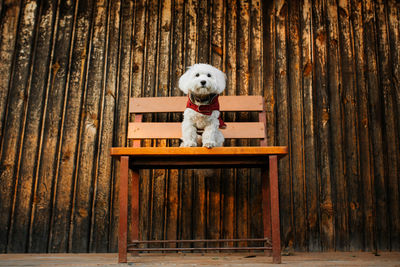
left=0, top=0, right=399, bottom=252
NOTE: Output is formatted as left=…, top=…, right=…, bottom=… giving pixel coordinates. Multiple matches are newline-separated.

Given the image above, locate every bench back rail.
left=128, top=95, right=267, bottom=145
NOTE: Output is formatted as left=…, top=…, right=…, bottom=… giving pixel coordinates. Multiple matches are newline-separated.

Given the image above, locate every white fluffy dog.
left=179, top=64, right=227, bottom=148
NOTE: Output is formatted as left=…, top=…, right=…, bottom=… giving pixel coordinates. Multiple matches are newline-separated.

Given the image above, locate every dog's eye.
left=207, top=73, right=211, bottom=77
left=195, top=73, right=199, bottom=77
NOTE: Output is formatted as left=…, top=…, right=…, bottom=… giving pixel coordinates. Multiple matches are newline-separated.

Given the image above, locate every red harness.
left=186, top=94, right=226, bottom=129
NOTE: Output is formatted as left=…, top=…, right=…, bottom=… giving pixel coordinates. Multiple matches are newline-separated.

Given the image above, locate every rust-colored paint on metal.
left=118, top=156, right=128, bottom=263
left=269, top=155, right=281, bottom=264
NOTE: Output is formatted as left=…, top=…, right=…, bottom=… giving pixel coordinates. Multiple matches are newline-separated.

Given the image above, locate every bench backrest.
left=128, top=95, right=267, bottom=146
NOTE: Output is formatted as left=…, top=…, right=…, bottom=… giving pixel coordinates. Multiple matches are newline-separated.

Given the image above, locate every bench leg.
left=269, top=155, right=281, bottom=264
left=131, top=168, right=139, bottom=255
left=262, top=169, right=272, bottom=256
left=119, top=156, right=129, bottom=263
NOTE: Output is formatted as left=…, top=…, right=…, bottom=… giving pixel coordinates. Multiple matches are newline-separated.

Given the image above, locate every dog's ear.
left=178, top=67, right=192, bottom=95
left=215, top=69, right=227, bottom=94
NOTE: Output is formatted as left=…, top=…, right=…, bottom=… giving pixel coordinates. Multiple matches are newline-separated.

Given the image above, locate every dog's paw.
left=180, top=141, right=197, bottom=147
left=203, top=142, right=217, bottom=148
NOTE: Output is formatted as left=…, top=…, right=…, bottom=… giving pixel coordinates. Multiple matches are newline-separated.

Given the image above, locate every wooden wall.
left=0, top=0, right=399, bottom=253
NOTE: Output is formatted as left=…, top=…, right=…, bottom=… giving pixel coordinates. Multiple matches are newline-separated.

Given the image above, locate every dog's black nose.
left=200, top=80, right=206, bottom=86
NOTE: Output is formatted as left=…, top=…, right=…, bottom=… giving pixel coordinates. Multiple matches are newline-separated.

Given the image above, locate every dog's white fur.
left=179, top=64, right=226, bottom=148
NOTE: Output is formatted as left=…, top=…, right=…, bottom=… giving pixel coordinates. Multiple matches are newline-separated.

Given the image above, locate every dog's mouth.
left=189, top=93, right=217, bottom=105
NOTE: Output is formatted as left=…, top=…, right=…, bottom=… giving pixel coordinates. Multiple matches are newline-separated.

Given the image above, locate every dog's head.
left=179, top=64, right=226, bottom=100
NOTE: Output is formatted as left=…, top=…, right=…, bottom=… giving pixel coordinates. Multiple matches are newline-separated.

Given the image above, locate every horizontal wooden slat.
left=127, top=122, right=265, bottom=139
left=110, top=146, right=288, bottom=169
left=110, top=146, right=289, bottom=156
left=129, top=95, right=264, bottom=113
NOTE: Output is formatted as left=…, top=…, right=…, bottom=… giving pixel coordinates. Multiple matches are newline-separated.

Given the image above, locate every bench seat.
left=111, top=146, right=288, bottom=169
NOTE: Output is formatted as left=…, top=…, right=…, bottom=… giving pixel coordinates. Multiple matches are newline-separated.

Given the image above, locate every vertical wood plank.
left=131, top=0, right=145, bottom=100
left=168, top=0, right=183, bottom=247
left=326, top=0, right=348, bottom=251
left=338, top=0, right=362, bottom=250
left=166, top=168, right=180, bottom=248
left=386, top=0, right=400, bottom=250
left=49, top=0, right=94, bottom=252
left=387, top=0, right=400, bottom=137
left=130, top=0, right=146, bottom=149
left=109, top=0, right=133, bottom=252
left=31, top=0, right=76, bottom=253
left=2, top=0, right=400, bottom=254
left=236, top=0, right=250, bottom=248
left=126, top=0, right=148, bottom=249
left=261, top=169, right=271, bottom=245
left=70, top=0, right=108, bottom=252
left=142, top=0, right=160, bottom=248
left=0, top=0, right=37, bottom=253
left=192, top=0, right=210, bottom=249
left=301, top=0, right=321, bottom=252
left=179, top=167, right=193, bottom=248
left=375, top=0, right=400, bottom=251
left=350, top=0, right=375, bottom=251
left=248, top=0, right=263, bottom=248
left=312, top=0, right=335, bottom=251
left=0, top=0, right=20, bottom=150
left=165, top=0, right=184, bottom=249
left=288, top=0, right=307, bottom=251
left=275, top=0, right=293, bottom=251
left=90, top=0, right=121, bottom=252
left=142, top=0, right=158, bottom=98
left=262, top=1, right=276, bottom=147
left=221, top=0, right=237, bottom=248
left=197, top=0, right=210, bottom=62
left=28, top=0, right=75, bottom=254
left=8, top=0, right=57, bottom=253
left=169, top=0, right=184, bottom=97
left=131, top=169, right=140, bottom=245
left=29, top=0, right=74, bottom=253
left=179, top=0, right=197, bottom=248
left=192, top=170, right=206, bottom=249
left=363, top=0, right=389, bottom=251
left=207, top=0, right=224, bottom=249
left=151, top=0, right=171, bottom=246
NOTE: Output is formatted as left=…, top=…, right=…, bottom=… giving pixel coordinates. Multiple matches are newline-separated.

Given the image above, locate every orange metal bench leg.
left=119, top=156, right=129, bottom=263
left=269, top=155, right=281, bottom=264
left=131, top=168, right=140, bottom=255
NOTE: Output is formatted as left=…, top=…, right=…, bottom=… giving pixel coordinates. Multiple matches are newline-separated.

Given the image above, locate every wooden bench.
left=110, top=95, right=288, bottom=264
